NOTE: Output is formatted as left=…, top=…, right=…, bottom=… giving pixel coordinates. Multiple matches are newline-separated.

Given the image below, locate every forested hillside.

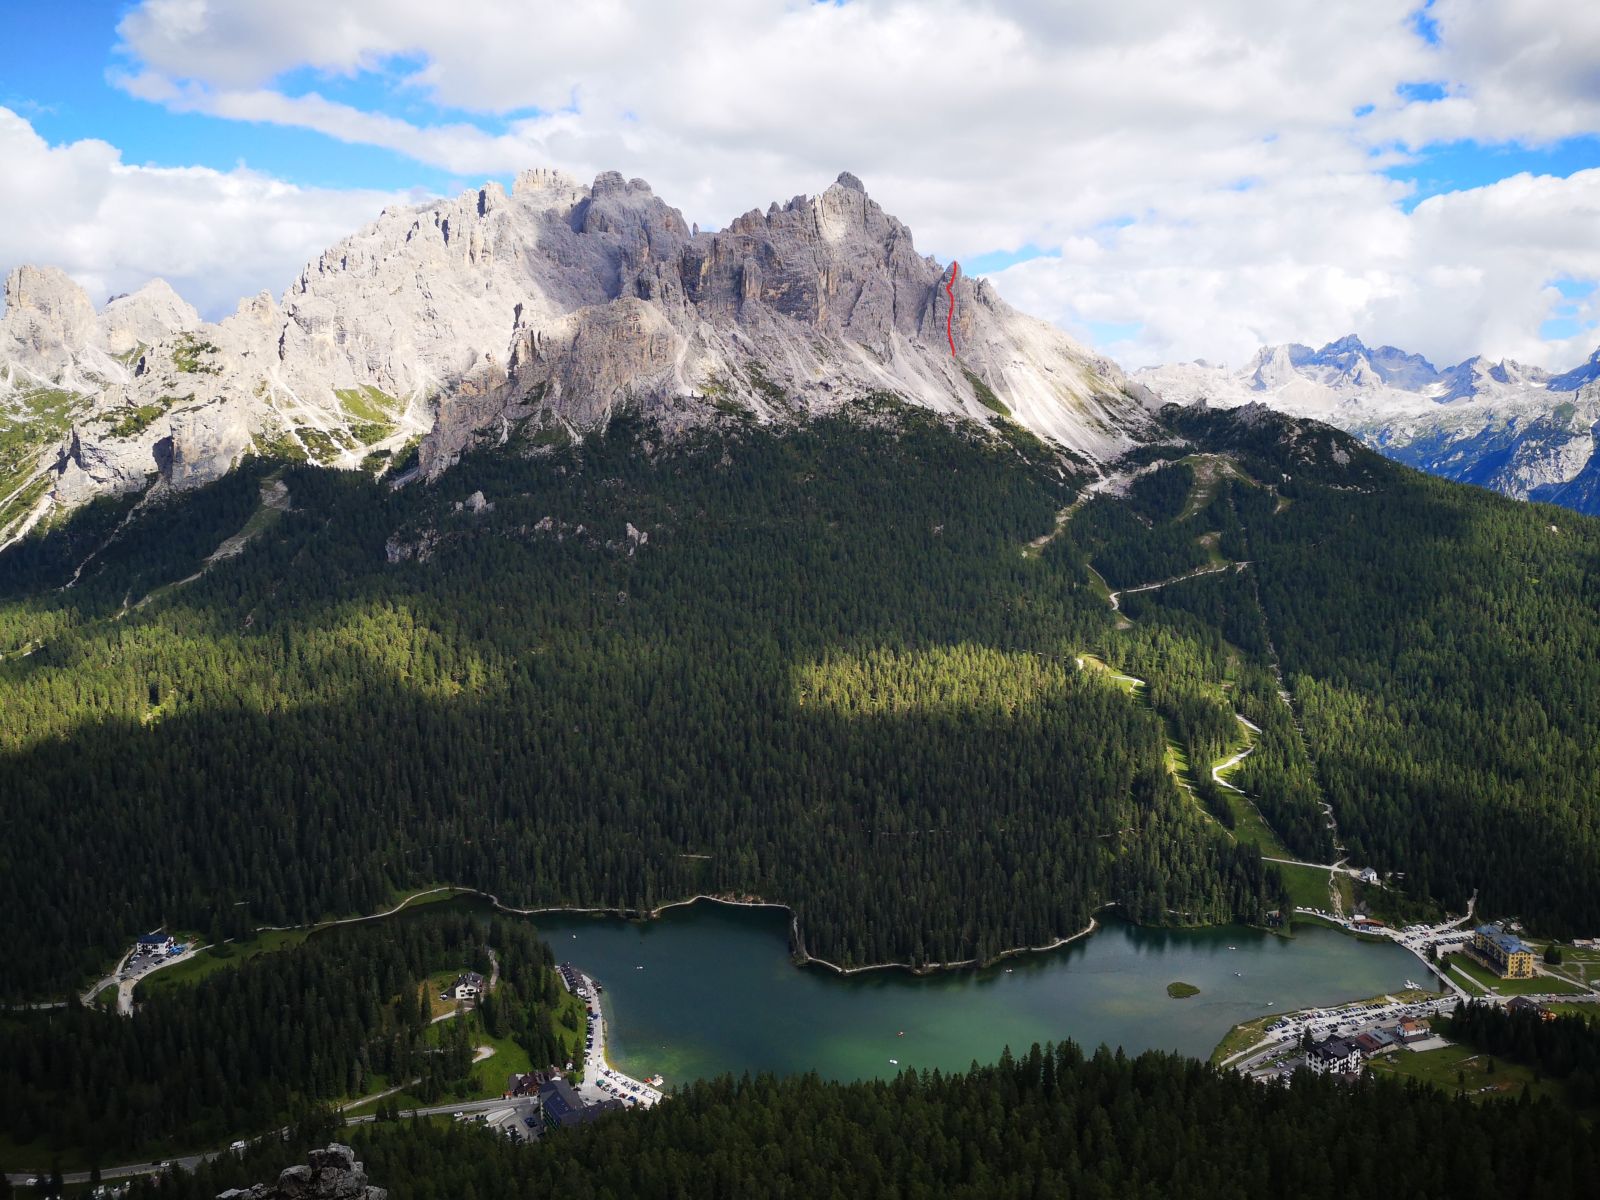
left=0, top=912, right=574, bottom=1163
left=0, top=406, right=1280, bottom=1001
left=138, top=1041, right=1595, bottom=1200
left=1165, top=405, right=1600, bottom=934
left=4, top=395, right=1600, bottom=1005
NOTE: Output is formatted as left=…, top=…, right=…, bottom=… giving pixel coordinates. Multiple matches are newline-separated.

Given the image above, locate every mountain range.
left=1136, top=336, right=1600, bottom=513
left=0, top=169, right=1153, bottom=549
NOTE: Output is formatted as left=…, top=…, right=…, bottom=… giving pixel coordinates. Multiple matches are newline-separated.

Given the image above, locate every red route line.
left=945, top=262, right=960, bottom=356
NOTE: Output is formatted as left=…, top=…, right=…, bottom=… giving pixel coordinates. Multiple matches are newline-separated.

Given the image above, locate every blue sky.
left=2, top=0, right=465, bottom=194
left=3, top=0, right=1598, bottom=369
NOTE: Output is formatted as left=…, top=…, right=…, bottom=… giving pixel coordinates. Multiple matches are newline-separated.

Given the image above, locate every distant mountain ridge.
left=1136, top=336, right=1600, bottom=513
left=0, top=169, right=1154, bottom=548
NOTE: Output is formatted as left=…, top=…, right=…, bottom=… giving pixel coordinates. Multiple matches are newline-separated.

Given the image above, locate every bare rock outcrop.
left=218, top=1144, right=385, bottom=1200
left=2, top=265, right=98, bottom=374
left=101, top=279, right=202, bottom=357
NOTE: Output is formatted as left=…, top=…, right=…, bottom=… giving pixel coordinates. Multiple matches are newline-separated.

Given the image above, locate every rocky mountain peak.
left=101, top=278, right=202, bottom=357
left=1550, top=346, right=1600, bottom=392
left=1, top=165, right=1152, bottom=545
left=2, top=264, right=98, bottom=372
left=1136, top=334, right=1600, bottom=518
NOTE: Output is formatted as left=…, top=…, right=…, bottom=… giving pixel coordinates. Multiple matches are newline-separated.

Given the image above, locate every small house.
left=1507, top=997, right=1556, bottom=1022
left=506, top=1071, right=552, bottom=1098
left=136, top=933, right=174, bottom=954
left=446, top=970, right=486, bottom=1001
left=1396, top=1018, right=1429, bottom=1043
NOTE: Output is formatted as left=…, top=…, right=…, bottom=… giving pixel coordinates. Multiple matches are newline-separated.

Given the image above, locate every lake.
left=526, top=902, right=1430, bottom=1084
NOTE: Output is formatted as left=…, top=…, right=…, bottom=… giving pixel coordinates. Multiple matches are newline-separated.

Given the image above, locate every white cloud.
left=111, top=0, right=1437, bottom=249
left=0, top=107, right=398, bottom=320
left=26, top=0, right=1600, bottom=368
left=994, top=167, right=1600, bottom=370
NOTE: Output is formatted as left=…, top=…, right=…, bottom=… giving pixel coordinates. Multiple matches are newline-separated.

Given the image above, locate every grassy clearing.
left=1277, top=862, right=1336, bottom=912
left=1444, top=953, right=1585, bottom=996
left=1223, top=793, right=1293, bottom=858
left=1367, top=1043, right=1564, bottom=1106
left=1545, top=1003, right=1600, bottom=1023
left=426, top=970, right=471, bottom=1020
left=335, top=385, right=399, bottom=424
left=1176, top=454, right=1245, bottom=521
left=1196, top=530, right=1229, bottom=568
left=139, top=928, right=311, bottom=995
left=1078, top=653, right=1142, bottom=695
left=468, top=1031, right=533, bottom=1095
left=1524, top=942, right=1600, bottom=989
left=1211, top=723, right=1294, bottom=859
left=1209, top=1013, right=1280, bottom=1066
left=0, top=472, right=51, bottom=540
left=1, top=387, right=84, bottom=502
left=384, top=884, right=478, bottom=913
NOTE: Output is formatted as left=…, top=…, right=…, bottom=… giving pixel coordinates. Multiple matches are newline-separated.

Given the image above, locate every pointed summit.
left=1549, top=345, right=1600, bottom=391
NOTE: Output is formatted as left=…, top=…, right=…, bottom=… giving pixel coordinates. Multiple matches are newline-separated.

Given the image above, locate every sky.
left=2, top=0, right=1598, bottom=371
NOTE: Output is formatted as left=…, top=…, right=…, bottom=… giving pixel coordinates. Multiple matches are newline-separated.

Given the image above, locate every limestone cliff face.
left=418, top=169, right=1149, bottom=476
left=1, top=168, right=1151, bottom=545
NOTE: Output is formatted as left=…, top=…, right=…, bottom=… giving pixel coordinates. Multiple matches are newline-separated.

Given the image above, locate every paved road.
left=2, top=1097, right=531, bottom=1186
left=1225, top=993, right=1460, bottom=1074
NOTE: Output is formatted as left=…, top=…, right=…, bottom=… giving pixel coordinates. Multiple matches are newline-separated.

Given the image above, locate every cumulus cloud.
left=994, top=167, right=1600, bottom=370
left=111, top=0, right=1436, bottom=248
left=29, top=0, right=1600, bottom=367
left=0, top=107, right=399, bottom=320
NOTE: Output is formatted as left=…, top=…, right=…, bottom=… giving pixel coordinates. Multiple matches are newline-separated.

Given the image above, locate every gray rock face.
left=102, top=280, right=202, bottom=358
left=2, top=168, right=1151, bottom=546
left=219, top=1144, right=385, bottom=1200
left=418, top=171, right=1148, bottom=477
left=2, top=265, right=98, bottom=373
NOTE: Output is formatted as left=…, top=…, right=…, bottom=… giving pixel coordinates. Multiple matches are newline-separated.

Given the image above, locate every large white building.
left=1306, top=1037, right=1363, bottom=1076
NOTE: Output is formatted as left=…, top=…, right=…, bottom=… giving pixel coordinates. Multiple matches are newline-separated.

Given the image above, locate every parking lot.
left=570, top=969, right=663, bottom=1108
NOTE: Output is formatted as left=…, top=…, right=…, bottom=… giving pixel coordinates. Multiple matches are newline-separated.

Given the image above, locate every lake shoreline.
left=449, top=886, right=1116, bottom=979
left=78, top=883, right=1355, bottom=1006
left=306, top=886, right=1329, bottom=979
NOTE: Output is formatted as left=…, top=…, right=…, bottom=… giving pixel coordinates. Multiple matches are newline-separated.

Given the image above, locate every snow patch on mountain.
left=1136, top=335, right=1600, bottom=513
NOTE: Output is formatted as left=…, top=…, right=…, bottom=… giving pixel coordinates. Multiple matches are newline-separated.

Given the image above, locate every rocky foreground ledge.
left=219, top=1145, right=385, bottom=1200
